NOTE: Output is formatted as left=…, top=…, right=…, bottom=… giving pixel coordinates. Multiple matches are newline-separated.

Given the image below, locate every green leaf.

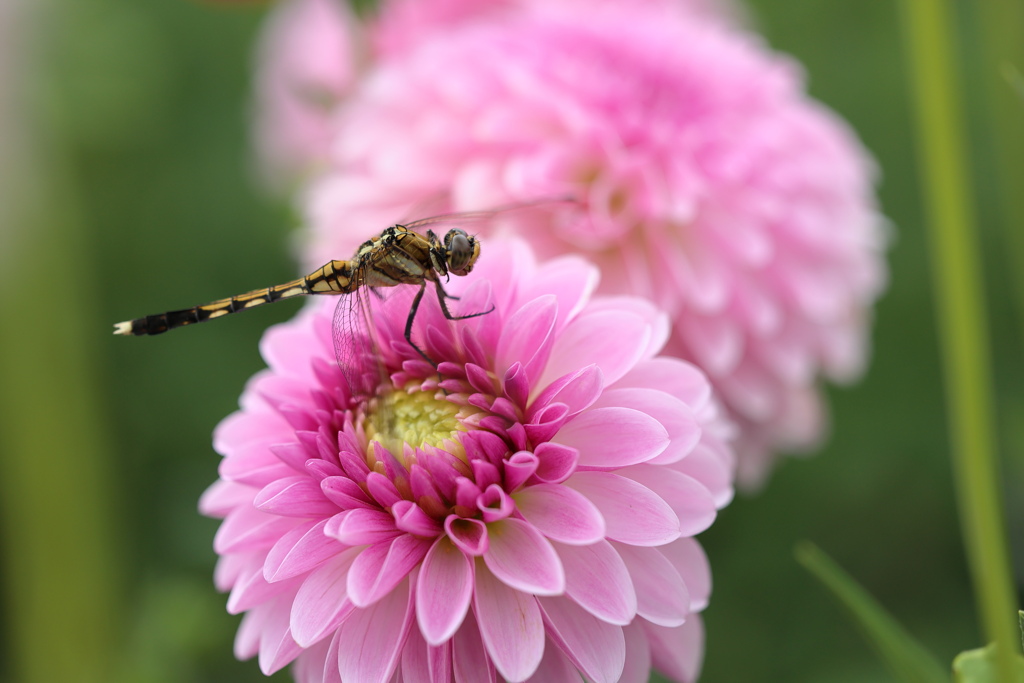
left=953, top=644, right=1024, bottom=682
left=795, top=542, right=947, bottom=683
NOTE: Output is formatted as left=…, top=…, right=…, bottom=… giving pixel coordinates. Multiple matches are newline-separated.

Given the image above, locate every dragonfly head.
left=443, top=229, right=481, bottom=276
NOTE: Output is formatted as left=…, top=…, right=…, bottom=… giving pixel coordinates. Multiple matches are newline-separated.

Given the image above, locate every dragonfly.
left=113, top=211, right=501, bottom=381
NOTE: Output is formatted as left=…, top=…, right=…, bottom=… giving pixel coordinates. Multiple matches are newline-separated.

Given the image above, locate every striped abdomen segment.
left=113, top=259, right=355, bottom=336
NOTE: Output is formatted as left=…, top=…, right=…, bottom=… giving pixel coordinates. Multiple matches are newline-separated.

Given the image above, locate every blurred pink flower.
left=252, top=0, right=741, bottom=187
left=304, top=7, right=886, bottom=487
left=252, top=0, right=358, bottom=190
left=201, top=239, right=733, bottom=682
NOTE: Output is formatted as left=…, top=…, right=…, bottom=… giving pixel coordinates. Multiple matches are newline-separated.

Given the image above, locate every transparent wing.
left=401, top=197, right=575, bottom=234
left=332, top=284, right=388, bottom=402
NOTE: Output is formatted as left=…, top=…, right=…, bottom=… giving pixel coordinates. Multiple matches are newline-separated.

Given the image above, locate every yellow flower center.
left=365, top=386, right=466, bottom=463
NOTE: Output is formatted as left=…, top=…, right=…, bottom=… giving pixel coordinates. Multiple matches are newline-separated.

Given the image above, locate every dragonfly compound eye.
left=445, top=230, right=479, bottom=275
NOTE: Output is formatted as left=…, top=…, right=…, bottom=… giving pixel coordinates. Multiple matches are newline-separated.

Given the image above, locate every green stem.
left=899, top=0, right=1018, bottom=677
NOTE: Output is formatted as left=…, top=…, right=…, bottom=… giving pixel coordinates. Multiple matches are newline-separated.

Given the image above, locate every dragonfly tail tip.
left=113, top=321, right=133, bottom=336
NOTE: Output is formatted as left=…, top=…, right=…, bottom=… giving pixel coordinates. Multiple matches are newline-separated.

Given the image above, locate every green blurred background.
left=0, top=0, right=1021, bottom=681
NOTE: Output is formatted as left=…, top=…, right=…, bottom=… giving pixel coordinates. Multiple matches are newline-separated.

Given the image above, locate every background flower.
left=200, top=239, right=734, bottom=682
left=303, top=5, right=886, bottom=488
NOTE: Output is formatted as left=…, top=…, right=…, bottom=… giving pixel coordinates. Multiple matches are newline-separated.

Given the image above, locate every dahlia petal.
left=416, top=536, right=474, bottom=645
left=482, top=518, right=565, bottom=595
left=616, top=357, right=711, bottom=410
left=538, top=596, right=626, bottom=683
left=446, top=516, right=489, bottom=556
left=660, top=538, right=712, bottom=611
left=503, top=451, right=539, bottom=491
left=348, top=535, right=432, bottom=607
left=257, top=594, right=304, bottom=675
left=337, top=578, right=415, bottom=683
left=229, top=564, right=300, bottom=614
left=520, top=256, right=599, bottom=333
left=643, top=615, right=705, bottom=683
left=566, top=472, right=680, bottom=546
left=325, top=508, right=402, bottom=546
left=366, top=471, right=403, bottom=508
left=554, top=407, right=669, bottom=468
left=392, top=500, right=444, bottom=536
left=198, top=479, right=253, bottom=517
left=679, top=312, right=743, bottom=377
left=264, top=518, right=344, bottom=583
left=556, top=540, right=636, bottom=625
left=674, top=442, right=735, bottom=509
left=214, top=408, right=287, bottom=454
left=615, top=543, right=690, bottom=627
left=452, top=608, right=498, bottom=683
left=322, top=630, right=344, bottom=683
left=495, top=294, right=558, bottom=381
left=542, top=311, right=652, bottom=392
left=477, top=485, right=515, bottom=522
left=254, top=476, right=340, bottom=518
left=234, top=601, right=267, bottom=659
left=523, top=638, right=580, bottom=683
left=619, top=621, right=654, bottom=683
left=401, top=625, right=452, bottom=683
left=529, top=364, right=604, bottom=420
left=619, top=466, right=718, bottom=536
left=290, top=548, right=361, bottom=647
left=220, top=444, right=295, bottom=487
left=473, top=563, right=545, bottom=682
left=269, top=441, right=314, bottom=472
left=292, top=634, right=335, bottom=683
left=594, top=387, right=701, bottom=464
left=214, top=506, right=300, bottom=554
left=321, top=475, right=376, bottom=510
left=502, top=362, right=530, bottom=407
left=533, top=442, right=579, bottom=483
left=513, top=483, right=605, bottom=545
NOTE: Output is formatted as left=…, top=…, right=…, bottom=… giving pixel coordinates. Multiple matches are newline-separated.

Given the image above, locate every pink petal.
left=524, top=637, right=581, bottom=682
left=446, top=516, right=489, bottom=556
left=325, top=508, right=402, bottom=546
left=660, top=538, right=712, bottom=611
left=214, top=505, right=302, bottom=554
left=530, top=364, right=604, bottom=419
left=541, top=310, right=651, bottom=389
left=619, top=466, right=717, bottom=536
left=255, top=476, right=340, bottom=517
left=617, top=357, right=711, bottom=410
left=348, top=535, right=432, bottom=607
left=337, top=578, right=416, bottom=683
left=566, top=472, right=680, bottom=546
left=554, top=407, right=669, bottom=468
left=556, top=540, right=636, bottom=625
left=416, top=537, right=474, bottom=645
left=619, top=622, right=653, bottom=683
left=292, top=635, right=335, bottom=683
left=290, top=548, right=361, bottom=647
left=401, top=626, right=454, bottom=683
left=264, top=519, right=346, bottom=582
left=519, top=255, right=599, bottom=334
left=482, top=518, right=565, bottom=595
left=533, top=442, right=579, bottom=483
left=495, top=295, right=558, bottom=382
left=614, top=543, right=689, bottom=627
left=538, top=596, right=625, bottom=683
left=593, top=388, right=702, bottom=465
left=257, top=593, right=304, bottom=674
left=642, top=616, right=705, bottom=683
left=675, top=442, right=735, bottom=508
left=473, top=563, right=545, bottom=682
left=199, top=479, right=254, bottom=517
left=513, top=483, right=605, bottom=545
left=228, top=563, right=300, bottom=614
left=452, top=609, right=497, bottom=683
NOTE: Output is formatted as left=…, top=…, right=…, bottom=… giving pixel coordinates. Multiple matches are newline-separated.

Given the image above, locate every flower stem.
left=899, top=0, right=1018, bottom=676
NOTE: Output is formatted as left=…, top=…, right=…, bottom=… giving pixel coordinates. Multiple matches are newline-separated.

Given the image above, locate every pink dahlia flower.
left=252, top=0, right=358, bottom=190
left=200, top=239, right=733, bottom=682
left=305, top=7, right=886, bottom=487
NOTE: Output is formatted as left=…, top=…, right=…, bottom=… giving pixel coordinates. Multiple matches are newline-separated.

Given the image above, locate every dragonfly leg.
left=434, top=280, right=494, bottom=321
left=404, top=282, right=435, bottom=366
